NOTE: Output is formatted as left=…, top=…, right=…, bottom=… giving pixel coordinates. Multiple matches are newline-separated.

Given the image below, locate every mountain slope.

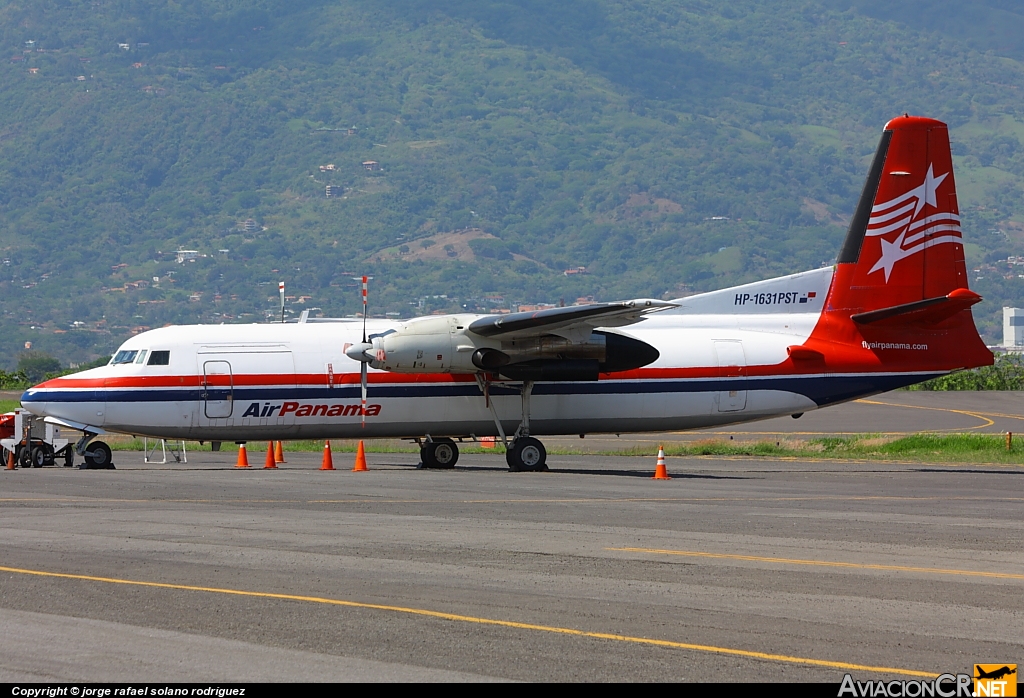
left=1, top=0, right=1023, bottom=364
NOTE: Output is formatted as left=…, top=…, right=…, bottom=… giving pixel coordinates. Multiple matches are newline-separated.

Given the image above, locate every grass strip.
left=88, top=433, right=1024, bottom=464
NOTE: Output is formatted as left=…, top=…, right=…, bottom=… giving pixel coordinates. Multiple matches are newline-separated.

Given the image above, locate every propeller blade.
left=361, top=275, right=368, bottom=343
left=361, top=361, right=367, bottom=429
left=348, top=274, right=373, bottom=429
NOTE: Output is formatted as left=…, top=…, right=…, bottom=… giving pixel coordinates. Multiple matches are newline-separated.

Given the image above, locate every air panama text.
left=241, top=402, right=382, bottom=418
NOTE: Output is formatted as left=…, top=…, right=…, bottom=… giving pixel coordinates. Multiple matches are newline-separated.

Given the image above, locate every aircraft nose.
left=20, top=387, right=49, bottom=417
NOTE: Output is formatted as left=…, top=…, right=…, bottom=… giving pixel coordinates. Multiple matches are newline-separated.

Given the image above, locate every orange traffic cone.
left=652, top=445, right=671, bottom=480
left=352, top=440, right=368, bottom=471
left=264, top=441, right=278, bottom=469
left=5, top=448, right=15, bottom=470
left=320, top=441, right=335, bottom=470
left=274, top=440, right=286, bottom=463
left=235, top=443, right=251, bottom=468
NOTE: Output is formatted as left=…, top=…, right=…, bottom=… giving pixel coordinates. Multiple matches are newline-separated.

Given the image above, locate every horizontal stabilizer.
left=850, top=288, right=981, bottom=326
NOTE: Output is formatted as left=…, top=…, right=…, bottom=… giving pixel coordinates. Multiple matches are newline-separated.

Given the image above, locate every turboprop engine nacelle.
left=356, top=315, right=659, bottom=379
left=367, top=316, right=482, bottom=374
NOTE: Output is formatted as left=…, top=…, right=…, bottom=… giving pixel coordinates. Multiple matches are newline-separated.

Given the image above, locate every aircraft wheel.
left=84, top=441, right=113, bottom=469
left=506, top=437, right=547, bottom=472
left=422, top=438, right=458, bottom=469
left=31, top=444, right=53, bottom=468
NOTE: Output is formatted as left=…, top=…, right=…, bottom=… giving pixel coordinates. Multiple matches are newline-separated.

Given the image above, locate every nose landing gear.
left=83, top=441, right=113, bottom=469
left=74, top=433, right=115, bottom=470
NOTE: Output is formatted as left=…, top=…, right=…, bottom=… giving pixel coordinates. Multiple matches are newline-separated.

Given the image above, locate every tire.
left=422, top=438, right=459, bottom=469
left=507, top=437, right=547, bottom=472
left=31, top=446, right=47, bottom=468
left=64, top=449, right=75, bottom=468
left=84, top=441, right=113, bottom=468
left=18, top=445, right=31, bottom=469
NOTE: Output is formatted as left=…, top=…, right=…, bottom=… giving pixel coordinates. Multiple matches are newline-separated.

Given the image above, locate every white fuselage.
left=20, top=268, right=934, bottom=441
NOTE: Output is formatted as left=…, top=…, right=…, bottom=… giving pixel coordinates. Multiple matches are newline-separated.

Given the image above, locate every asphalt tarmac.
left=0, top=391, right=1022, bottom=682
left=544, top=391, right=1024, bottom=450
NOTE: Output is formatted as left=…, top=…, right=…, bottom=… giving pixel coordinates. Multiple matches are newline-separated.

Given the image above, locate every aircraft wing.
left=467, top=299, right=675, bottom=341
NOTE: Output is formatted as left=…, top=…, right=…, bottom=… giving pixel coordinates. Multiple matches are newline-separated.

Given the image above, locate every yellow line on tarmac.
left=855, top=400, right=995, bottom=429
left=857, top=399, right=1024, bottom=424
left=609, top=548, right=1024, bottom=581
left=967, top=410, right=1024, bottom=421
left=0, top=564, right=935, bottom=678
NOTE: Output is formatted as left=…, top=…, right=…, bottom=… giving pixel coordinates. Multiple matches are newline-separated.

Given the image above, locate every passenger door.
left=714, top=341, right=747, bottom=412
left=202, top=360, right=233, bottom=419
left=214, top=349, right=296, bottom=428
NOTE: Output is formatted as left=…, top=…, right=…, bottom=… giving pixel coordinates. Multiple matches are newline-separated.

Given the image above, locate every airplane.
left=975, top=667, right=1016, bottom=681
left=21, top=115, right=993, bottom=471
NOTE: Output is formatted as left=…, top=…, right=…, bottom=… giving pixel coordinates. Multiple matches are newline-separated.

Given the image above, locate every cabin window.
left=112, top=350, right=139, bottom=364
left=135, top=350, right=148, bottom=364
left=148, top=350, right=170, bottom=366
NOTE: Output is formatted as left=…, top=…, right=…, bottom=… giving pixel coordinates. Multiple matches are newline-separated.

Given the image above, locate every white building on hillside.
left=1003, top=307, right=1024, bottom=348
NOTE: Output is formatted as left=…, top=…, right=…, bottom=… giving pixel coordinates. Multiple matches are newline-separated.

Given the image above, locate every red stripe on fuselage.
left=33, top=356, right=944, bottom=393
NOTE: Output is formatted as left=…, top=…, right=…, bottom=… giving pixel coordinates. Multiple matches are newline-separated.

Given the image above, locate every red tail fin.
left=807, top=115, right=991, bottom=376
left=831, top=115, right=967, bottom=311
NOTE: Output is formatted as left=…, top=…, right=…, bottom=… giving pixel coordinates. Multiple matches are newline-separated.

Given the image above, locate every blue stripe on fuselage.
left=21, top=373, right=942, bottom=409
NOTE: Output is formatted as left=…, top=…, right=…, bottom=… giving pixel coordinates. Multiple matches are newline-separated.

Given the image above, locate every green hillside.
left=2, top=0, right=1024, bottom=367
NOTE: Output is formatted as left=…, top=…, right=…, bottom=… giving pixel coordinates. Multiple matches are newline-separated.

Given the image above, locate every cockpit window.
left=147, top=350, right=170, bottom=366
left=112, top=350, right=139, bottom=364
left=135, top=350, right=148, bottom=364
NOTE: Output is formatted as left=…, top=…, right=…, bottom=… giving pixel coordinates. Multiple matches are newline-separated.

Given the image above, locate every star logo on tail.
left=870, top=230, right=910, bottom=282
left=865, top=164, right=960, bottom=282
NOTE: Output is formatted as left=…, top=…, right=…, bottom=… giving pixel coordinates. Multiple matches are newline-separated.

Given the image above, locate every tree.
left=17, top=352, right=62, bottom=383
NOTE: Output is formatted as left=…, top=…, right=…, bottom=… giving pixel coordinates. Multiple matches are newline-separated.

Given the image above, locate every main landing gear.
left=506, top=436, right=547, bottom=472
left=419, top=437, right=459, bottom=469
left=477, top=376, right=548, bottom=472
left=416, top=378, right=550, bottom=473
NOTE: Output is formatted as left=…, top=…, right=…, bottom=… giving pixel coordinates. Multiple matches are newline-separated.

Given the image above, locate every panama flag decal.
left=865, top=164, right=962, bottom=282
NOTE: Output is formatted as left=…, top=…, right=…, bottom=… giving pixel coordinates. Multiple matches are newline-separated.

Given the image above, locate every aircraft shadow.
left=914, top=468, right=1024, bottom=475
left=545, top=468, right=749, bottom=479
left=439, top=464, right=749, bottom=479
